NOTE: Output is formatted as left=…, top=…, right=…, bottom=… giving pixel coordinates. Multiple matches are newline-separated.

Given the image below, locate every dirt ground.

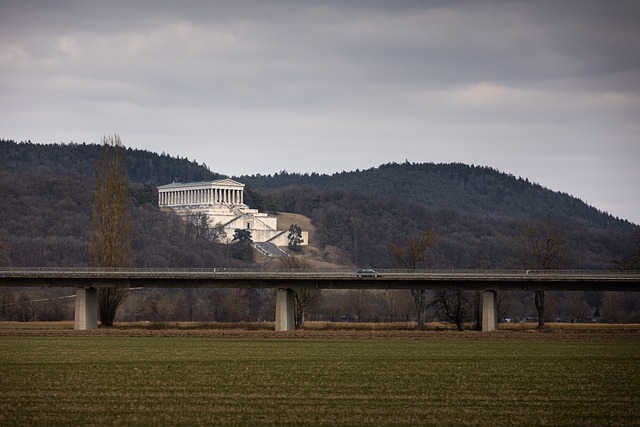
left=1, top=322, right=639, bottom=342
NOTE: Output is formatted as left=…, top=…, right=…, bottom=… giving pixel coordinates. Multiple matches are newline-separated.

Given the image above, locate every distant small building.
left=157, top=178, right=308, bottom=248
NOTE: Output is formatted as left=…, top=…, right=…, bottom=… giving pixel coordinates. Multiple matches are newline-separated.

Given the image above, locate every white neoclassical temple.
left=158, top=179, right=307, bottom=249
left=158, top=179, right=245, bottom=207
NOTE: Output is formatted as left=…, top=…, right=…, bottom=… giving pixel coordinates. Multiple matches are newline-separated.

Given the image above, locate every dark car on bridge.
left=357, top=269, right=381, bottom=278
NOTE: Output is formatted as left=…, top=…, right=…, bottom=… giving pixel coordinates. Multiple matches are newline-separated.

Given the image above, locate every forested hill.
left=0, top=139, right=219, bottom=185
left=1, top=139, right=636, bottom=233
left=1, top=139, right=638, bottom=270
left=239, top=162, right=636, bottom=232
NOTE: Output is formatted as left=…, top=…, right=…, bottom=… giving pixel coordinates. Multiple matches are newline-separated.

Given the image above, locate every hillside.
left=239, top=162, right=636, bottom=232
left=273, top=212, right=355, bottom=269
left=0, top=139, right=220, bottom=185
left=0, top=139, right=637, bottom=270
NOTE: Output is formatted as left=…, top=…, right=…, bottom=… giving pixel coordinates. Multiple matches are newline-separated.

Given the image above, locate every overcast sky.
left=2, top=1, right=639, bottom=224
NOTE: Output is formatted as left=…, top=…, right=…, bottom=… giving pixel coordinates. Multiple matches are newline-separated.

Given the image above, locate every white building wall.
left=158, top=179, right=307, bottom=247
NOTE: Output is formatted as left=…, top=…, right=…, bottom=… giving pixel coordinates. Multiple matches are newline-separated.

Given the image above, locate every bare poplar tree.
left=389, top=229, right=437, bottom=329
left=89, top=135, right=132, bottom=326
left=515, top=219, right=571, bottom=328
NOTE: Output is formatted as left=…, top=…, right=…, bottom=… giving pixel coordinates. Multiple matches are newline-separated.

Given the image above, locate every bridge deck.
left=1, top=268, right=639, bottom=291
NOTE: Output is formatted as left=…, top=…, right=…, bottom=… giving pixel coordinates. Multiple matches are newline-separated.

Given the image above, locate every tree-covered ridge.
left=2, top=139, right=634, bottom=232
left=0, top=139, right=221, bottom=185
left=1, top=139, right=637, bottom=271
left=239, top=162, right=636, bottom=232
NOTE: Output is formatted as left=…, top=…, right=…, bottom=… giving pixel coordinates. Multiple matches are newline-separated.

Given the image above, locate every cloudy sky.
left=2, top=1, right=639, bottom=224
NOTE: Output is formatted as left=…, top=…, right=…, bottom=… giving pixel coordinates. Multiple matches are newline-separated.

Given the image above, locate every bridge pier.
left=74, top=287, right=98, bottom=330
left=275, top=288, right=295, bottom=331
left=482, top=290, right=498, bottom=332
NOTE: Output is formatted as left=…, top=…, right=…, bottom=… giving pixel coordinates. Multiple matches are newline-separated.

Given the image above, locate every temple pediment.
left=212, top=178, right=244, bottom=188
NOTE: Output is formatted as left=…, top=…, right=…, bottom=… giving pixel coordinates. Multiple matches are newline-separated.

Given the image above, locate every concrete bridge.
left=1, top=268, right=639, bottom=331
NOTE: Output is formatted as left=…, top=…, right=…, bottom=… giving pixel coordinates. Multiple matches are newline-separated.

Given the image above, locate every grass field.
left=0, top=327, right=639, bottom=426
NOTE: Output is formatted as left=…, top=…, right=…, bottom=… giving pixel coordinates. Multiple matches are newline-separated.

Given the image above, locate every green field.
left=1, top=333, right=639, bottom=426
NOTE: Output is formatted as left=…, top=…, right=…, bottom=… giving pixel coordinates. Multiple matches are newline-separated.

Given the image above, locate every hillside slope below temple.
left=158, top=179, right=308, bottom=247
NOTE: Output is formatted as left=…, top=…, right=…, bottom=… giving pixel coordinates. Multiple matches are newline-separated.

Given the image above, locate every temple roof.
left=158, top=178, right=244, bottom=190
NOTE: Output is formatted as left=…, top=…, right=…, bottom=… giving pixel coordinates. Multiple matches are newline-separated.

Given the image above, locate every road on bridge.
left=1, top=268, right=639, bottom=291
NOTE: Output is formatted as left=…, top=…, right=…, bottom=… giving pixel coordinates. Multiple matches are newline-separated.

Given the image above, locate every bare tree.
left=601, top=292, right=625, bottom=323
left=276, top=256, right=321, bottom=328
left=515, top=219, right=571, bottom=328
left=89, top=135, right=133, bottom=326
left=432, top=288, right=472, bottom=331
left=389, top=229, right=437, bottom=329
left=378, top=290, right=402, bottom=322
left=347, top=289, right=373, bottom=321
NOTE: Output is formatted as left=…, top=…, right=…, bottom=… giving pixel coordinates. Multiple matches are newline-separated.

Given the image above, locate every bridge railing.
left=0, top=267, right=638, bottom=277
